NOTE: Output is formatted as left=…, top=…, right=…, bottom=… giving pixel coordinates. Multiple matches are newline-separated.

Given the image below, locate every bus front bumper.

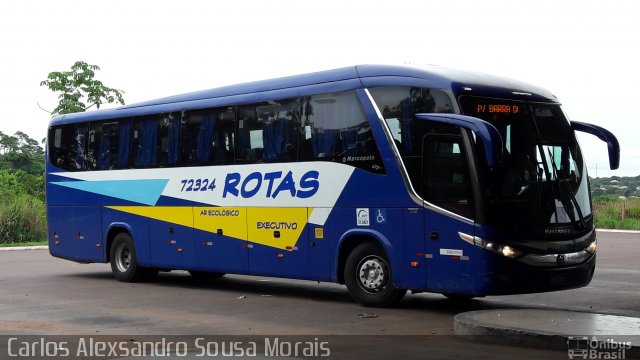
left=484, top=252, right=596, bottom=295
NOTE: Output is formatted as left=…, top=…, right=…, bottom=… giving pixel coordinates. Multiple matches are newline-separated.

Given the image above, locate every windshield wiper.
left=528, top=110, right=558, bottom=223
left=546, top=148, right=586, bottom=229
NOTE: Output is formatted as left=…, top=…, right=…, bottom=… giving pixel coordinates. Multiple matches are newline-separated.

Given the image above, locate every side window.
left=181, top=108, right=235, bottom=166
left=235, top=101, right=301, bottom=164
left=302, top=91, right=385, bottom=174
left=132, top=113, right=180, bottom=167
left=236, top=106, right=263, bottom=163
left=115, top=119, right=132, bottom=169
left=158, top=113, right=181, bottom=166
left=423, top=134, right=475, bottom=219
left=216, top=108, right=236, bottom=165
left=259, top=100, right=301, bottom=162
left=48, top=123, right=88, bottom=171
left=132, top=116, right=158, bottom=167
left=87, top=122, right=120, bottom=170
left=369, top=86, right=453, bottom=156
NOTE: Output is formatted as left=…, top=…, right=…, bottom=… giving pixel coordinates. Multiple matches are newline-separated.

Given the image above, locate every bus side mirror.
left=415, top=113, right=504, bottom=169
left=571, top=121, right=620, bottom=170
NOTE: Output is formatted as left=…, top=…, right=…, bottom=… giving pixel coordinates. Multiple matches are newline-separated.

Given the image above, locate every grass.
left=593, top=198, right=640, bottom=230
left=0, top=193, right=47, bottom=245
left=0, top=241, right=47, bottom=247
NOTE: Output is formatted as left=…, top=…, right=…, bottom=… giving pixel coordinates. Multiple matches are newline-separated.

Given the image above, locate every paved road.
left=0, top=230, right=637, bottom=359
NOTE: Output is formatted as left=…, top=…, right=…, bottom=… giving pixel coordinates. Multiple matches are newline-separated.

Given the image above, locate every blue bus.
left=46, top=65, right=619, bottom=307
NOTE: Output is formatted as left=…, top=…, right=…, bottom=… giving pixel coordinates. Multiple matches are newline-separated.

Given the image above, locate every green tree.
left=0, top=131, right=44, bottom=175
left=40, top=61, right=125, bottom=116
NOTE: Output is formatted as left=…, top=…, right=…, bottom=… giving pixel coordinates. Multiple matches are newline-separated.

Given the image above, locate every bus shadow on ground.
left=67, top=270, right=538, bottom=314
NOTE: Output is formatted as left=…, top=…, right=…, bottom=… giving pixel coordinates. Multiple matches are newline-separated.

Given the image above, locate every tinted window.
left=235, top=100, right=302, bottom=164
left=49, top=123, right=88, bottom=171
left=460, top=96, right=592, bottom=228
left=182, top=108, right=235, bottom=166
left=87, top=121, right=121, bottom=170
left=423, top=134, right=475, bottom=219
left=48, top=91, right=384, bottom=174
left=132, top=113, right=180, bottom=167
left=301, top=91, right=384, bottom=174
left=236, top=105, right=263, bottom=163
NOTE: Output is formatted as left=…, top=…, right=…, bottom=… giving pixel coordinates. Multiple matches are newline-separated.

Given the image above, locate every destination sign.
left=475, top=104, right=520, bottom=114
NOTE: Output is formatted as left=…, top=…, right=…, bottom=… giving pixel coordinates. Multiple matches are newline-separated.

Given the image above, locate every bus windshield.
left=460, top=97, right=592, bottom=238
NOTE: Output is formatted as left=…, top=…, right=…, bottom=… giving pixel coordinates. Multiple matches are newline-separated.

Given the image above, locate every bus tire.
left=188, top=271, right=225, bottom=280
left=110, top=233, right=156, bottom=282
left=344, top=242, right=406, bottom=307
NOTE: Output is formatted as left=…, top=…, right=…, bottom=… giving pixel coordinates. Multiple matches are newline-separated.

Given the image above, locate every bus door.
left=420, top=128, right=479, bottom=295
left=247, top=207, right=312, bottom=279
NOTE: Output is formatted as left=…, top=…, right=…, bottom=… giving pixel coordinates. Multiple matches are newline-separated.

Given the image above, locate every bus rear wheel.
left=344, top=242, right=406, bottom=307
left=110, top=233, right=157, bottom=282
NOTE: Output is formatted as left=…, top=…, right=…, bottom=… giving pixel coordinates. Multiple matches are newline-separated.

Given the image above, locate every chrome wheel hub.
left=115, top=244, right=131, bottom=273
left=358, top=256, right=387, bottom=293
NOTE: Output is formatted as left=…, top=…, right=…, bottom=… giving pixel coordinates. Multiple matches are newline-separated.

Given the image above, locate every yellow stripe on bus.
left=247, top=208, right=309, bottom=250
left=106, top=206, right=313, bottom=250
left=193, top=207, right=247, bottom=240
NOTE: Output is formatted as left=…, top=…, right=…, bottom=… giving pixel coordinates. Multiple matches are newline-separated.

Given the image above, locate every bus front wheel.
left=110, top=233, right=157, bottom=282
left=344, top=242, right=406, bottom=307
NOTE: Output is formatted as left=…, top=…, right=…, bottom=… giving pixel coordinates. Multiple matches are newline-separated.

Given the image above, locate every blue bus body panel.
left=423, top=210, right=480, bottom=296
left=48, top=206, right=103, bottom=262
left=191, top=227, right=249, bottom=275
left=149, top=220, right=194, bottom=270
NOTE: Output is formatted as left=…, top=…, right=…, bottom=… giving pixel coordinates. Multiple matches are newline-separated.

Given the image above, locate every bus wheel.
left=188, top=271, right=225, bottom=280
left=344, top=242, right=406, bottom=307
left=110, top=233, right=157, bottom=282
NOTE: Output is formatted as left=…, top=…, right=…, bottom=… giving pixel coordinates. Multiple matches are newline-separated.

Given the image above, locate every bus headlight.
left=488, top=243, right=522, bottom=259
left=500, top=245, right=519, bottom=258
left=458, top=233, right=523, bottom=259
left=586, top=239, right=597, bottom=254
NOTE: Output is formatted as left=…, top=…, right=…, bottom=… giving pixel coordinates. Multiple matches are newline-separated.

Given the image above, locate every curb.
left=454, top=310, right=640, bottom=357
left=0, top=246, right=48, bottom=251
left=596, top=229, right=640, bottom=234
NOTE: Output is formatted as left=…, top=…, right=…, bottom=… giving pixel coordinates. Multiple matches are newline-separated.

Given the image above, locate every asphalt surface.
left=0, top=230, right=638, bottom=359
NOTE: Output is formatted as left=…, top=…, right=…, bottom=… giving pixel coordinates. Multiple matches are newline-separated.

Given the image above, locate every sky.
left=1, top=0, right=638, bottom=177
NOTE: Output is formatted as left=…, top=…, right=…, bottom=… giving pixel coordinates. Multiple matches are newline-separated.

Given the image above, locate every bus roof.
left=49, top=64, right=558, bottom=126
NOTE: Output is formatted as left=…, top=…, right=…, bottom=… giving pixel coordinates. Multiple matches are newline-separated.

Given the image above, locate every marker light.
left=586, top=240, right=597, bottom=254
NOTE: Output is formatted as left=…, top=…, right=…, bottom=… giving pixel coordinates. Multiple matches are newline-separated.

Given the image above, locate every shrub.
left=0, top=194, right=46, bottom=244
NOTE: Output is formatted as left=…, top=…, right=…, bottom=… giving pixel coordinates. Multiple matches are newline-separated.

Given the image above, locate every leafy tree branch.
left=40, top=61, right=125, bottom=116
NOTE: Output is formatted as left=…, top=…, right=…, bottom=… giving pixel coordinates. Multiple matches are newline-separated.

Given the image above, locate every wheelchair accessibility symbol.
left=375, top=209, right=387, bottom=224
